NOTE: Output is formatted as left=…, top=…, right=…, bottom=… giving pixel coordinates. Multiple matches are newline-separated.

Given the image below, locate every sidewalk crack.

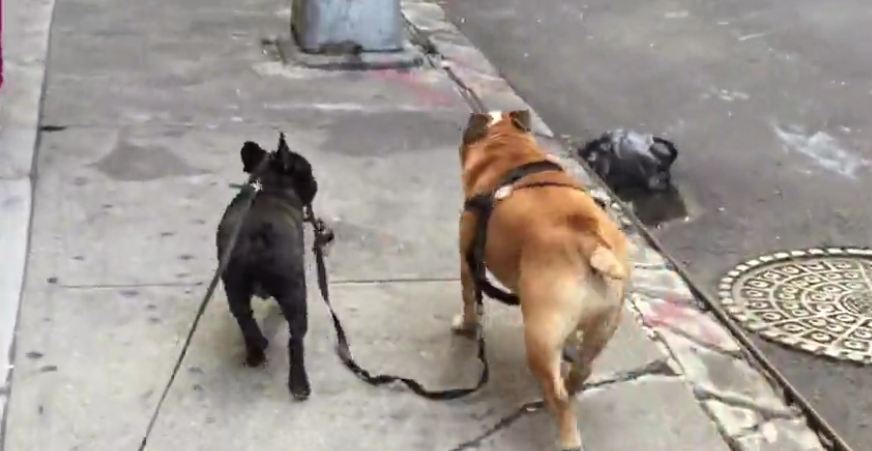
left=694, top=386, right=799, bottom=421
left=447, top=359, right=675, bottom=450
left=651, top=322, right=745, bottom=359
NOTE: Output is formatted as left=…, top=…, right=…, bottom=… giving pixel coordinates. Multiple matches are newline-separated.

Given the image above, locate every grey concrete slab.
left=0, top=0, right=56, bottom=431
left=145, top=281, right=675, bottom=450
left=26, top=114, right=468, bottom=286
left=42, top=4, right=467, bottom=128
left=43, top=65, right=465, bottom=128
left=481, top=378, right=731, bottom=451
left=0, top=58, right=43, bottom=178
left=656, top=328, right=792, bottom=416
left=2, top=0, right=55, bottom=65
left=3, top=284, right=200, bottom=451
left=733, top=418, right=826, bottom=451
left=0, top=181, right=31, bottom=422
left=591, top=309, right=666, bottom=384
left=47, top=0, right=287, bottom=40
left=144, top=281, right=533, bottom=451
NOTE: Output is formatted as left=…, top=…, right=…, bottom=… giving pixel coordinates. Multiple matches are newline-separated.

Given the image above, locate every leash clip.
left=305, top=207, right=335, bottom=257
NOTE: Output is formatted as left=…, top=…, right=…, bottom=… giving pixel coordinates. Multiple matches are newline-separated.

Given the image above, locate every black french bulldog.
left=216, top=132, right=318, bottom=400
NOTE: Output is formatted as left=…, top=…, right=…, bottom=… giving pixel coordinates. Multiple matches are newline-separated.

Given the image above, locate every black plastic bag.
left=578, top=129, right=678, bottom=192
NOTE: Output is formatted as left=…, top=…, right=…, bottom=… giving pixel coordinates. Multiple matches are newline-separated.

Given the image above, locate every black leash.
left=138, top=164, right=269, bottom=450
left=463, top=160, right=592, bottom=306
left=304, top=205, right=491, bottom=399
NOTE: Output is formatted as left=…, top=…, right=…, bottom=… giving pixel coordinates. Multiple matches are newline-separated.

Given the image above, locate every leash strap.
left=305, top=206, right=491, bottom=400
left=463, top=160, right=591, bottom=306
left=139, top=163, right=269, bottom=450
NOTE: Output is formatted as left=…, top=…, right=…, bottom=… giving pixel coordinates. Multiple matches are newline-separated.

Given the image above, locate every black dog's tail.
left=235, top=223, right=275, bottom=300
left=247, top=223, right=274, bottom=256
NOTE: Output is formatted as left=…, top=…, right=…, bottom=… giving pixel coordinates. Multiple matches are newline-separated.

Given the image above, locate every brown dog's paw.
left=451, top=314, right=479, bottom=337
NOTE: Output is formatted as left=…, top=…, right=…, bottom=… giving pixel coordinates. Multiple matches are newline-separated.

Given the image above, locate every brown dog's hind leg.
left=452, top=214, right=480, bottom=336
left=525, top=312, right=583, bottom=451
left=565, top=306, right=621, bottom=396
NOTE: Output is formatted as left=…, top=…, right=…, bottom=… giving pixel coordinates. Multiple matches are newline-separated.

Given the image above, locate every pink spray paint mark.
left=644, top=298, right=732, bottom=350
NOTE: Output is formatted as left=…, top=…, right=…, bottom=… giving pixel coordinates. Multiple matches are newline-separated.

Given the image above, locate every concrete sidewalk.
left=1, top=0, right=826, bottom=449
left=0, top=0, right=55, bottom=427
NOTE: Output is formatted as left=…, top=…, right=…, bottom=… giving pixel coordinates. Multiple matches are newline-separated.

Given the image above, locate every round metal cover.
left=719, top=248, right=872, bottom=364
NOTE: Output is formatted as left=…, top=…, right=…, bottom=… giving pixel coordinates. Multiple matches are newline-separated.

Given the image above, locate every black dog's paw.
left=288, top=376, right=311, bottom=401
left=245, top=348, right=267, bottom=367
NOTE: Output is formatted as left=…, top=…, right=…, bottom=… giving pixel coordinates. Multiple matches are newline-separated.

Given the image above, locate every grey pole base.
left=278, top=37, right=424, bottom=71
left=292, top=0, right=403, bottom=53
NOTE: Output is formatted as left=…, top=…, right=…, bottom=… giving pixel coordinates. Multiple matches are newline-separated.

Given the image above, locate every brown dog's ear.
left=241, top=141, right=267, bottom=173
left=462, top=113, right=491, bottom=145
left=508, top=110, right=531, bottom=132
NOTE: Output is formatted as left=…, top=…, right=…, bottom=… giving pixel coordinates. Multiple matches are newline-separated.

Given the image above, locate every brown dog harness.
left=463, top=160, right=602, bottom=306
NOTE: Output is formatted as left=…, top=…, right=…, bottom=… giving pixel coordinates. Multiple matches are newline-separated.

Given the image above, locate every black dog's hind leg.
left=277, top=278, right=310, bottom=400
left=224, top=279, right=269, bottom=367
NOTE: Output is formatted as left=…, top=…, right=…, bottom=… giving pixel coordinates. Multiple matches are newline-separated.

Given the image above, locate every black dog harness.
left=463, top=160, right=600, bottom=306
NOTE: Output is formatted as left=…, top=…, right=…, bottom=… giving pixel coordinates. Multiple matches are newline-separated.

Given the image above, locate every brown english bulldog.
left=454, top=110, right=631, bottom=451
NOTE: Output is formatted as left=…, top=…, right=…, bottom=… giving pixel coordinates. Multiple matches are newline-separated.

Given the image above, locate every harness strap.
left=463, top=160, right=590, bottom=306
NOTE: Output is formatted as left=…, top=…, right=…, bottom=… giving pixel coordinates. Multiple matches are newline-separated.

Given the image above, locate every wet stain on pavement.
left=40, top=125, right=67, bottom=132
left=615, top=185, right=696, bottom=229
left=92, top=135, right=205, bottom=181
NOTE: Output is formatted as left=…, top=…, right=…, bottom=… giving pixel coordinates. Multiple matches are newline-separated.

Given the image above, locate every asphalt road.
left=439, top=0, right=872, bottom=447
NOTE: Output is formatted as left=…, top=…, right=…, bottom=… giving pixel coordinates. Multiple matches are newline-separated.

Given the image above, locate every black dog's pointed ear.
left=241, top=141, right=267, bottom=173
left=462, top=113, right=491, bottom=145
left=508, top=110, right=531, bottom=132
left=289, top=153, right=318, bottom=205
left=277, top=132, right=290, bottom=154
left=276, top=132, right=293, bottom=169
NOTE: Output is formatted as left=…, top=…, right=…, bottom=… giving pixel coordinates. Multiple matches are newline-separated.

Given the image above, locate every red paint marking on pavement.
left=643, top=298, right=728, bottom=349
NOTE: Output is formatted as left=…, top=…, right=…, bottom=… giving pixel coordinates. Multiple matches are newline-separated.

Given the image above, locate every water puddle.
left=614, top=185, right=693, bottom=230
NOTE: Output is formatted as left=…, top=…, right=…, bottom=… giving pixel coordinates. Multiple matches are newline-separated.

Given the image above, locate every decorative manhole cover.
left=719, top=248, right=872, bottom=364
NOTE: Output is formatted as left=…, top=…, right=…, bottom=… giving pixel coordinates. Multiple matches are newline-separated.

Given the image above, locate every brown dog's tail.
left=568, top=212, right=628, bottom=281
left=589, top=245, right=627, bottom=280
